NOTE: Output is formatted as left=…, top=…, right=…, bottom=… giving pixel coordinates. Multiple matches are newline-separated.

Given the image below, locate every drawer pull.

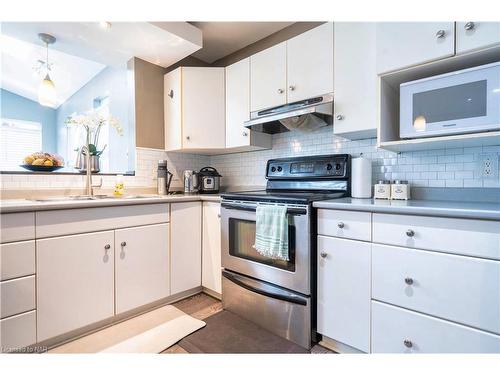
left=337, top=222, right=345, bottom=229
left=104, top=244, right=111, bottom=250
left=404, top=277, right=414, bottom=285
left=121, top=241, right=127, bottom=247
left=320, top=252, right=328, bottom=259
left=403, top=339, right=413, bottom=348
left=406, top=229, right=415, bottom=237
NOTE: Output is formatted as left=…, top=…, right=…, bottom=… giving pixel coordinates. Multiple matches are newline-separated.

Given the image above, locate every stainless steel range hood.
left=245, top=93, right=333, bottom=134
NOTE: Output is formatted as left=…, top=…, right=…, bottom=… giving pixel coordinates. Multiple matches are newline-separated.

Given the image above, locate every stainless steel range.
left=220, top=154, right=351, bottom=349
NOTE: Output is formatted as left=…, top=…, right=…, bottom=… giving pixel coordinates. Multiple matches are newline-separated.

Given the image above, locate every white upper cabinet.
left=287, top=22, right=334, bottom=102
left=456, top=22, right=500, bottom=54
left=164, top=67, right=225, bottom=152
left=250, top=42, right=287, bottom=112
left=376, top=22, right=455, bottom=74
left=225, top=58, right=271, bottom=150
left=333, top=22, right=377, bottom=139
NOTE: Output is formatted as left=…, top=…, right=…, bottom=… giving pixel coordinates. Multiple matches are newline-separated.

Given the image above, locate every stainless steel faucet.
left=84, top=147, right=102, bottom=196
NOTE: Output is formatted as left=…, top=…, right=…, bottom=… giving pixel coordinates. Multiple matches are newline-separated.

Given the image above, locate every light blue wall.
left=56, top=66, right=133, bottom=173
left=0, top=88, right=57, bottom=153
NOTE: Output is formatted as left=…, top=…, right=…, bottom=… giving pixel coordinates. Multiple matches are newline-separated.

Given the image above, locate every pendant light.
left=37, top=33, right=57, bottom=108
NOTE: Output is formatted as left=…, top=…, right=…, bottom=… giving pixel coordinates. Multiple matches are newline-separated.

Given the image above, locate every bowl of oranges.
left=21, top=152, right=64, bottom=172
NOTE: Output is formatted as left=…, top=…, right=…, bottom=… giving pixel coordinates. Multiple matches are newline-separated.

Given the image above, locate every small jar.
left=391, top=180, right=411, bottom=200
left=374, top=180, right=391, bottom=200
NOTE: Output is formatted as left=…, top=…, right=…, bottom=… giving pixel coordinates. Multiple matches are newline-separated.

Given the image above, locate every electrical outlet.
left=479, top=153, right=499, bottom=179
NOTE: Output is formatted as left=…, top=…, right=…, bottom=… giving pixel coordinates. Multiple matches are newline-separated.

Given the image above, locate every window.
left=0, top=118, right=42, bottom=170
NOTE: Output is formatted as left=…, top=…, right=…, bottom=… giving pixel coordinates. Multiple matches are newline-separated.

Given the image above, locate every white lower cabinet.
left=115, top=223, right=170, bottom=314
left=36, top=231, right=115, bottom=342
left=372, top=301, right=500, bottom=353
left=170, top=202, right=202, bottom=295
left=0, top=310, right=36, bottom=351
left=202, top=202, right=222, bottom=294
left=317, top=235, right=371, bottom=352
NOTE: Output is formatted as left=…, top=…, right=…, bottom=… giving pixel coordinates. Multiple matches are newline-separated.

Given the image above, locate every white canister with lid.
left=391, top=180, right=411, bottom=200
left=351, top=156, right=372, bottom=198
left=374, top=180, right=391, bottom=199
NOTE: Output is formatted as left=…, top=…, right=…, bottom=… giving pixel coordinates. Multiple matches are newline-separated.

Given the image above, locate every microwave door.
left=400, top=63, right=500, bottom=139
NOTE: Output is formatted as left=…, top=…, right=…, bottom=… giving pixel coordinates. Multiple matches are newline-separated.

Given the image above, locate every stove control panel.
left=266, top=154, right=350, bottom=179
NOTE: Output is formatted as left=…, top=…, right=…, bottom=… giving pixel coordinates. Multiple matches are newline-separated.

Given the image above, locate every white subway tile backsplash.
left=210, top=126, right=499, bottom=189
left=2, top=126, right=499, bottom=191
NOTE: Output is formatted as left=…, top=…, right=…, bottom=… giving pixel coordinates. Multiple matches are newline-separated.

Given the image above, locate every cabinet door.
left=317, top=236, right=371, bottom=352
left=202, top=202, right=221, bottom=294
left=226, top=58, right=251, bottom=148
left=115, top=223, right=170, bottom=314
left=164, top=67, right=182, bottom=151
left=36, top=231, right=115, bottom=342
left=334, top=22, right=378, bottom=139
left=182, top=67, right=225, bottom=150
left=376, top=22, right=455, bottom=74
left=456, top=22, right=500, bottom=54
left=250, top=42, right=287, bottom=111
left=287, top=22, right=334, bottom=102
left=170, top=202, right=202, bottom=295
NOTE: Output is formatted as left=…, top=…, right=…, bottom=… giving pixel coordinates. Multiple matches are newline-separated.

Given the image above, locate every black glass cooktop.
left=221, top=190, right=348, bottom=204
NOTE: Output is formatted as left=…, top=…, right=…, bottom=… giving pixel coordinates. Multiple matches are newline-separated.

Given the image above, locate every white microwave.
left=400, top=62, right=500, bottom=139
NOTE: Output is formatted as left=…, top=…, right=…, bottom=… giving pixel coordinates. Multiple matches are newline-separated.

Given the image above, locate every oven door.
left=221, top=200, right=311, bottom=295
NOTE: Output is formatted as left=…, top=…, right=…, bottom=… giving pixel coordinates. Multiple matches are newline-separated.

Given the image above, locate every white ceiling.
left=1, top=34, right=107, bottom=107
left=1, top=22, right=202, bottom=68
left=189, top=22, right=294, bottom=63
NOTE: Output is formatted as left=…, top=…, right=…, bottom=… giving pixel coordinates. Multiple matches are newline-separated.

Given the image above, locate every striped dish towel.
left=253, top=204, right=289, bottom=261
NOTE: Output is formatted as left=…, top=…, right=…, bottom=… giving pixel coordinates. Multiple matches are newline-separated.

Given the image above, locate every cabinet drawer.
left=372, top=244, right=500, bottom=334
left=372, top=213, right=500, bottom=259
left=36, top=203, right=170, bottom=238
left=318, top=209, right=371, bottom=241
left=372, top=301, right=500, bottom=353
left=0, top=310, right=37, bottom=352
left=0, top=212, right=35, bottom=243
left=1, top=240, right=35, bottom=281
left=0, top=275, right=36, bottom=318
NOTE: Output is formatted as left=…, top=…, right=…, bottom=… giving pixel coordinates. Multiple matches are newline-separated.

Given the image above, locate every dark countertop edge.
left=0, top=195, right=221, bottom=214
left=312, top=200, right=500, bottom=221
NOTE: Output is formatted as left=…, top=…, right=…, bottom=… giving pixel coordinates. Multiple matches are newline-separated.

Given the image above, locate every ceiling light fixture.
left=99, top=21, right=112, bottom=30
left=37, top=33, right=57, bottom=108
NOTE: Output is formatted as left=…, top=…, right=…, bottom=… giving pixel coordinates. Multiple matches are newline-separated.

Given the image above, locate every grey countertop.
left=0, top=194, right=221, bottom=214
left=313, top=197, right=500, bottom=220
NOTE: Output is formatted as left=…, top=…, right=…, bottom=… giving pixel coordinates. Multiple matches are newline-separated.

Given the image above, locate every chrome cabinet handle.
left=403, top=339, right=413, bottom=348
left=168, top=89, right=174, bottom=99
left=217, top=213, right=221, bottom=218
left=336, top=114, right=344, bottom=121
left=337, top=222, right=345, bottom=229
left=436, top=29, right=446, bottom=38
left=405, top=277, right=414, bottom=285
left=186, top=136, right=190, bottom=140
left=464, top=22, right=475, bottom=30
left=406, top=229, right=415, bottom=237
left=289, top=85, right=295, bottom=91
left=242, top=131, right=248, bottom=137
left=320, top=252, right=327, bottom=259
left=121, top=242, right=127, bottom=247
left=104, top=244, right=111, bottom=250
left=277, top=88, right=284, bottom=94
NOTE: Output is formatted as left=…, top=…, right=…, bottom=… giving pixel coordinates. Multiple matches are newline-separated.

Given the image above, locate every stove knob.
left=326, top=163, right=333, bottom=171
left=271, top=166, right=276, bottom=172
left=277, top=166, right=283, bottom=172
left=335, top=163, right=342, bottom=170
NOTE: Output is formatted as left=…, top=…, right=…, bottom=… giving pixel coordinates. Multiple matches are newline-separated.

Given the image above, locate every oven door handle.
left=222, top=270, right=308, bottom=306
left=221, top=203, right=307, bottom=215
